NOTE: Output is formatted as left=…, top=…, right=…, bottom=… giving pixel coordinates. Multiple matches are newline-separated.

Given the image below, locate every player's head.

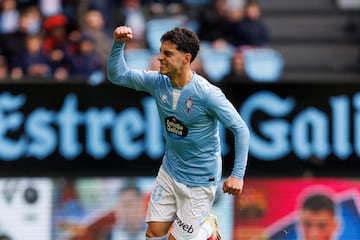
left=299, top=194, right=338, bottom=240
left=160, top=27, right=200, bottom=63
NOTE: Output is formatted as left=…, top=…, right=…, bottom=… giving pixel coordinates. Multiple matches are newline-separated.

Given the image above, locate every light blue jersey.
left=107, top=41, right=250, bottom=187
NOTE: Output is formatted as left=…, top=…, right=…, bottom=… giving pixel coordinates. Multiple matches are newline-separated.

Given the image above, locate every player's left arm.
left=207, top=88, right=250, bottom=196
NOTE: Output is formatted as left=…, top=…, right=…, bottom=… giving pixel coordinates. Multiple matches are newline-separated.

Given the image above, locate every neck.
left=171, top=70, right=193, bottom=88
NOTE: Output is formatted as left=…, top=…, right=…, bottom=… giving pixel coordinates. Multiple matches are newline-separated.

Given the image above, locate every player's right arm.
left=107, top=26, right=135, bottom=88
left=107, top=26, right=154, bottom=91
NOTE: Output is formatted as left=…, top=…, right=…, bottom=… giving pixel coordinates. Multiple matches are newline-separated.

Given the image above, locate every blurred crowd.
left=0, top=0, right=274, bottom=84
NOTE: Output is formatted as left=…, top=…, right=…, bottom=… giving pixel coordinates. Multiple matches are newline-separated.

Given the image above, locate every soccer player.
left=107, top=25, right=250, bottom=240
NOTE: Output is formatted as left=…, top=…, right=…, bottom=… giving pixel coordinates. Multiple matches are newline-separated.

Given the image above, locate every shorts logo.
left=175, top=218, right=194, bottom=234
left=165, top=116, right=188, bottom=139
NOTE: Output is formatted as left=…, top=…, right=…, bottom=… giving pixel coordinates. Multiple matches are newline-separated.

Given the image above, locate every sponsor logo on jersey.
left=165, top=116, right=188, bottom=139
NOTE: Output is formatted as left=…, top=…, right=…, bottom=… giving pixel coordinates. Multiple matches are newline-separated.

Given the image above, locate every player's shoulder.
left=144, top=70, right=169, bottom=87
left=194, top=73, right=221, bottom=94
left=191, top=74, right=226, bottom=107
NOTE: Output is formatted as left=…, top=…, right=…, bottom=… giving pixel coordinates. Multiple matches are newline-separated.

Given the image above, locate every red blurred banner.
left=234, top=178, right=360, bottom=239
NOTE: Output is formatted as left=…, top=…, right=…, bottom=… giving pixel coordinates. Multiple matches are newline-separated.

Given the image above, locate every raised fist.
left=113, top=26, right=133, bottom=43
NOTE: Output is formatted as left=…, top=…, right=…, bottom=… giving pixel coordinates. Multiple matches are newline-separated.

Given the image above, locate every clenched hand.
left=113, top=26, right=133, bottom=43
left=222, top=176, right=244, bottom=196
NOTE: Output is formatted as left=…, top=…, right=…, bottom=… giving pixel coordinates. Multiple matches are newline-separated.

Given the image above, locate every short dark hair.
left=160, top=27, right=200, bottom=63
left=302, top=194, right=335, bottom=215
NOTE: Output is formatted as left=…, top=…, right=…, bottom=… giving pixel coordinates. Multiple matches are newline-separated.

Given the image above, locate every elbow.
left=242, top=124, right=251, bottom=142
left=106, top=68, right=116, bottom=83
left=106, top=66, right=126, bottom=85
left=106, top=62, right=117, bottom=83
left=106, top=61, right=114, bottom=83
left=236, top=124, right=251, bottom=145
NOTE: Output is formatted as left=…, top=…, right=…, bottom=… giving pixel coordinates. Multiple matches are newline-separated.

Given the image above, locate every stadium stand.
left=0, top=0, right=359, bottom=83
left=257, top=0, right=360, bottom=81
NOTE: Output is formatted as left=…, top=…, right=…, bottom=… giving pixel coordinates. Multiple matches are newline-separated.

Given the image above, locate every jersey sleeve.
left=106, top=41, right=158, bottom=92
left=207, top=87, right=250, bottom=179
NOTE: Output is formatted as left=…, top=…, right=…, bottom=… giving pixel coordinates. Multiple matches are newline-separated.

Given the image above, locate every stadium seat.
left=186, top=20, right=200, bottom=34
left=124, top=48, right=153, bottom=70
left=199, top=44, right=234, bottom=82
left=146, top=18, right=183, bottom=53
left=243, top=47, right=284, bottom=82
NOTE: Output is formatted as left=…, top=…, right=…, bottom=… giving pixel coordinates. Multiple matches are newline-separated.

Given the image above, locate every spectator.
left=21, top=5, right=43, bottom=35
left=10, top=34, right=50, bottom=79
left=197, top=0, right=242, bottom=50
left=234, top=0, right=269, bottom=47
left=77, top=0, right=116, bottom=35
left=42, top=13, right=74, bottom=55
left=65, top=34, right=103, bottom=79
left=42, top=13, right=78, bottom=81
left=0, top=0, right=19, bottom=33
left=112, top=0, right=147, bottom=49
left=221, top=50, right=252, bottom=84
left=0, top=5, right=42, bottom=75
left=39, top=0, right=79, bottom=31
left=80, top=8, right=112, bottom=70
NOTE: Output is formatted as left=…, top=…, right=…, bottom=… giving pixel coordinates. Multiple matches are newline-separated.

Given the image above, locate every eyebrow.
left=162, top=49, right=174, bottom=55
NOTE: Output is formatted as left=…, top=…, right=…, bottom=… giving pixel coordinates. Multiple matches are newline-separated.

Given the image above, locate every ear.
left=184, top=53, right=192, bottom=64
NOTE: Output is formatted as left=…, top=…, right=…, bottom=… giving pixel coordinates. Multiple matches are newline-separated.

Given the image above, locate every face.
left=117, top=189, right=144, bottom=231
left=247, top=4, right=261, bottom=20
left=158, top=41, right=190, bottom=78
left=85, top=10, right=104, bottom=30
left=300, top=209, right=337, bottom=240
left=26, top=36, right=42, bottom=53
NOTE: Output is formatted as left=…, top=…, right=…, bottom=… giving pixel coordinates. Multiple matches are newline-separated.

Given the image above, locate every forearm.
left=230, top=122, right=250, bottom=179
left=106, top=41, right=129, bottom=85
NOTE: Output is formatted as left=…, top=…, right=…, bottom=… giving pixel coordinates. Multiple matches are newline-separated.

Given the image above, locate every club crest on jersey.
left=185, top=98, right=194, bottom=113
left=165, top=116, right=188, bottom=139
